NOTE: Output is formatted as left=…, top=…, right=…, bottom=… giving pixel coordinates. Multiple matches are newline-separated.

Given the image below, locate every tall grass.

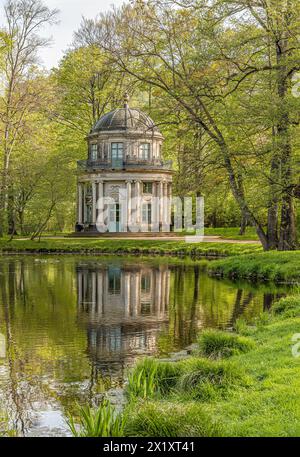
left=126, top=355, right=250, bottom=403
left=67, top=400, right=126, bottom=437
left=125, top=401, right=222, bottom=437
left=126, top=358, right=182, bottom=401
left=198, top=330, right=255, bottom=359
left=176, top=358, right=250, bottom=401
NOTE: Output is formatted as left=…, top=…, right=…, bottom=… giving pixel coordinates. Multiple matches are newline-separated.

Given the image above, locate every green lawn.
left=0, top=238, right=261, bottom=257
left=209, top=251, right=300, bottom=283
left=204, top=227, right=259, bottom=241
left=121, top=296, right=300, bottom=437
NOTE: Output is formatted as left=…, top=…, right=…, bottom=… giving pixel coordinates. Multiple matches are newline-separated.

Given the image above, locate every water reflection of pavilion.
left=76, top=263, right=171, bottom=374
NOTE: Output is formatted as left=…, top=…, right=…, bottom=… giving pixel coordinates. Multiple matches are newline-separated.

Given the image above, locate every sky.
left=0, top=0, right=124, bottom=69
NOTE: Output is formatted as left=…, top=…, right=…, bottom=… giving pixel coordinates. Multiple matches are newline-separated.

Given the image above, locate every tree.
left=75, top=0, right=300, bottom=250
left=0, top=0, right=58, bottom=236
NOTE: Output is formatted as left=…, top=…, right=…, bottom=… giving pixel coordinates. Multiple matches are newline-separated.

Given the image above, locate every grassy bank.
left=91, top=295, right=300, bottom=437
left=0, top=238, right=260, bottom=257
left=205, top=227, right=259, bottom=241
left=208, top=251, right=300, bottom=283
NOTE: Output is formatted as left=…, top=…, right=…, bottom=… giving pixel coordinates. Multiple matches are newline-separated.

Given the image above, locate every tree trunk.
left=7, top=188, right=17, bottom=236
left=239, top=213, right=247, bottom=236
left=276, top=27, right=297, bottom=250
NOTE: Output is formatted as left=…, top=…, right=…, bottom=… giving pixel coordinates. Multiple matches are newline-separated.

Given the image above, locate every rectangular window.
left=140, top=143, right=150, bottom=160
left=141, top=275, right=151, bottom=293
left=143, top=182, right=153, bottom=194
left=90, top=144, right=98, bottom=160
left=111, top=143, right=124, bottom=159
left=142, top=203, right=152, bottom=223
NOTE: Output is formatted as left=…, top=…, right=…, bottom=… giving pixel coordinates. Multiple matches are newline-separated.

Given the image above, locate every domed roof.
left=91, top=94, right=160, bottom=134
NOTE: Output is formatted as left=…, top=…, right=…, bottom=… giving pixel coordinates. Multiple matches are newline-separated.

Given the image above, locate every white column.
left=135, top=180, right=141, bottom=229
left=162, top=181, right=169, bottom=231
left=97, top=180, right=105, bottom=232
left=168, top=183, right=172, bottom=227
left=126, top=180, right=132, bottom=231
left=152, top=182, right=159, bottom=232
left=78, top=183, right=83, bottom=224
left=92, top=181, right=97, bottom=224
left=159, top=180, right=164, bottom=232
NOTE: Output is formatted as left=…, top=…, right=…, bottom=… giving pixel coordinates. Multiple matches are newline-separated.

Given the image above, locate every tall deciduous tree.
left=0, top=0, right=58, bottom=236
left=75, top=0, right=300, bottom=250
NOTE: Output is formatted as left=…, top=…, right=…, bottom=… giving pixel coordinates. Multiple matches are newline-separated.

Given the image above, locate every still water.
left=0, top=255, right=287, bottom=436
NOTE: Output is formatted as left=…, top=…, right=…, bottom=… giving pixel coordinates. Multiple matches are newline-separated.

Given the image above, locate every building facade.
left=76, top=94, right=173, bottom=233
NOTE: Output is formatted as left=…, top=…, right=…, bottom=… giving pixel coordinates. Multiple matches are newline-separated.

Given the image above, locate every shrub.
left=67, top=400, right=125, bottom=437
left=125, top=401, right=222, bottom=437
left=176, top=358, right=249, bottom=401
left=198, top=329, right=255, bottom=359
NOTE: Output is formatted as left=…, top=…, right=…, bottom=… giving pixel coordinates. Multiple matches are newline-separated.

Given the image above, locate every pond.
left=0, top=255, right=288, bottom=436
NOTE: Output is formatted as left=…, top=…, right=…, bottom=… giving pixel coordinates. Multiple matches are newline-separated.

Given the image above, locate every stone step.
left=68, top=231, right=179, bottom=238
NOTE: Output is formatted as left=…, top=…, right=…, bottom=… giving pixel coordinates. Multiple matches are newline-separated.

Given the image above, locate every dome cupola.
left=91, top=94, right=161, bottom=135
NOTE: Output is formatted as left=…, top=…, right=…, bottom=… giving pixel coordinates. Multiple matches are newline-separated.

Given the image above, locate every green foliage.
left=124, top=401, right=222, bottom=437
left=198, top=330, right=255, bottom=359
left=67, top=400, right=125, bottom=437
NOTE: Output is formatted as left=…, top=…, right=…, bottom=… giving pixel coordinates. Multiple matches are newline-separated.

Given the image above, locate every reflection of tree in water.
left=0, top=261, right=33, bottom=435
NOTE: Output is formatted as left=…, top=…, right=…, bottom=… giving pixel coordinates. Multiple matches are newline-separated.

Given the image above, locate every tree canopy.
left=0, top=0, right=299, bottom=249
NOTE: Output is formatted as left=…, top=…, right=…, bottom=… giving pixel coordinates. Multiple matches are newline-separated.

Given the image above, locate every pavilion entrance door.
left=109, top=203, right=121, bottom=232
